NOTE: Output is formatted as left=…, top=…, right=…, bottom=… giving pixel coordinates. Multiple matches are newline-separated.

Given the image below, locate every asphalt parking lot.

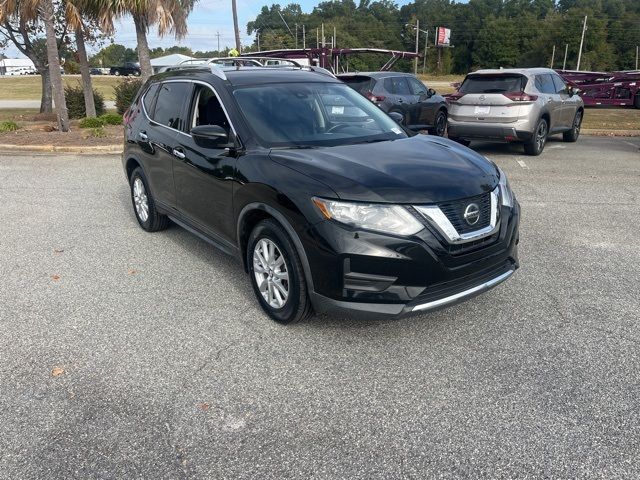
left=1, top=135, right=639, bottom=478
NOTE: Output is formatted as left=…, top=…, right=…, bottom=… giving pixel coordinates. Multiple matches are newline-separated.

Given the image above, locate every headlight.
left=312, top=198, right=424, bottom=236
left=498, top=168, right=514, bottom=207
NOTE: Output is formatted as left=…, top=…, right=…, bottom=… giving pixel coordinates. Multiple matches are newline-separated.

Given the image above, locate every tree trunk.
left=134, top=15, right=153, bottom=81
left=232, top=0, right=241, bottom=52
left=75, top=26, right=96, bottom=117
left=41, top=0, right=69, bottom=131
left=39, top=67, right=53, bottom=113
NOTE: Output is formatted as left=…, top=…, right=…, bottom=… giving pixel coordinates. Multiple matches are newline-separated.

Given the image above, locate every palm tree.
left=107, top=0, right=196, bottom=81
left=5, top=0, right=71, bottom=131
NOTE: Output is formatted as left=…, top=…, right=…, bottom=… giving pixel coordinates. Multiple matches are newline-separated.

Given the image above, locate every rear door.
left=453, top=74, right=528, bottom=123
left=534, top=74, right=564, bottom=130
left=382, top=76, right=414, bottom=123
left=137, top=81, right=192, bottom=208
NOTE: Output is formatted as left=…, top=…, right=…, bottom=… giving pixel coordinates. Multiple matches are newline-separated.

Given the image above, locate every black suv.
left=110, top=62, right=141, bottom=76
left=122, top=64, right=520, bottom=323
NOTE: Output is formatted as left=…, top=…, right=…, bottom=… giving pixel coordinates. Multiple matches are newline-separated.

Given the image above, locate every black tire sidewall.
left=526, top=118, right=547, bottom=155
left=434, top=110, right=447, bottom=136
left=247, top=220, right=306, bottom=324
left=129, top=168, right=153, bottom=230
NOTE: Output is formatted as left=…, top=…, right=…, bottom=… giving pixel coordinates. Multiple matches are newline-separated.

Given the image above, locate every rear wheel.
left=524, top=118, right=548, bottom=156
left=563, top=110, right=582, bottom=142
left=430, top=110, right=447, bottom=137
left=129, top=167, right=169, bottom=232
left=113, top=69, right=120, bottom=76
left=247, top=219, right=313, bottom=324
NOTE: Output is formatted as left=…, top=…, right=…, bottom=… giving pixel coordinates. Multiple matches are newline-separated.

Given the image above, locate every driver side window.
left=408, top=77, right=427, bottom=96
left=190, top=84, right=231, bottom=134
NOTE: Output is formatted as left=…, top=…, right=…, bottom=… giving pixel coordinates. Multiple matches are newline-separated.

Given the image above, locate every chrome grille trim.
left=414, top=187, right=500, bottom=244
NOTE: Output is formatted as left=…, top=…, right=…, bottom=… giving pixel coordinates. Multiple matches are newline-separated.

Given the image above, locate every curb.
left=582, top=129, right=640, bottom=137
left=0, top=144, right=123, bottom=154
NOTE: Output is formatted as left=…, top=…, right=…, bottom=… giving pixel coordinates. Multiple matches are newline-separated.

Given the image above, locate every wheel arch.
left=237, top=202, right=315, bottom=292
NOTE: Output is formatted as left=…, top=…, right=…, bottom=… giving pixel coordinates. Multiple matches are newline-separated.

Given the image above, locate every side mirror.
left=191, top=124, right=229, bottom=148
left=388, top=111, right=403, bottom=124
left=427, top=88, right=436, bottom=97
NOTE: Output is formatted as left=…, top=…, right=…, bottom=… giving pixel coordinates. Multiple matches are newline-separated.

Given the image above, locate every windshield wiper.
left=351, top=138, right=392, bottom=145
left=271, top=145, right=318, bottom=150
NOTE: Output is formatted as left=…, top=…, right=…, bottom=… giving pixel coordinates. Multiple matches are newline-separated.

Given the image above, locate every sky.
left=2, top=0, right=414, bottom=58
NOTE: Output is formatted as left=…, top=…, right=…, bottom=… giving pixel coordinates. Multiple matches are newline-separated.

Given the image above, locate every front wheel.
left=113, top=70, right=120, bottom=76
left=247, top=219, right=313, bottom=324
left=563, top=110, right=582, bottom=142
left=524, top=118, right=548, bottom=156
left=430, top=110, right=447, bottom=137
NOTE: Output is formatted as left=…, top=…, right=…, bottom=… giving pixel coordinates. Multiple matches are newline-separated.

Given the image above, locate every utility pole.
left=563, top=44, right=568, bottom=70
left=423, top=30, right=428, bottom=73
left=295, top=24, right=298, bottom=49
left=414, top=19, right=419, bottom=75
left=316, top=28, right=319, bottom=48
left=576, top=15, right=587, bottom=71
left=334, top=25, right=337, bottom=48
left=636, top=45, right=639, bottom=70
left=256, top=32, right=260, bottom=52
left=216, top=31, right=221, bottom=54
left=231, top=0, right=241, bottom=52
left=321, top=23, right=325, bottom=47
left=550, top=45, right=555, bottom=68
left=302, top=25, right=306, bottom=49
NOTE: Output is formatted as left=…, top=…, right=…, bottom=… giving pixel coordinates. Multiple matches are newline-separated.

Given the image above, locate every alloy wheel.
left=253, top=238, right=289, bottom=309
left=133, top=177, right=149, bottom=222
left=435, top=112, right=447, bottom=136
left=536, top=120, right=548, bottom=151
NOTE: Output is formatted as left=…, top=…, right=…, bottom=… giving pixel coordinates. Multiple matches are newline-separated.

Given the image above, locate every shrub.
left=0, top=121, right=20, bottom=133
left=88, top=127, right=106, bottom=138
left=114, top=79, right=143, bottom=115
left=79, top=117, right=105, bottom=128
left=64, top=84, right=106, bottom=119
left=99, top=113, right=123, bottom=125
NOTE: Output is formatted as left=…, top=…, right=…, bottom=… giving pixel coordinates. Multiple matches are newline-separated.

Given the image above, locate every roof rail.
left=169, top=56, right=336, bottom=78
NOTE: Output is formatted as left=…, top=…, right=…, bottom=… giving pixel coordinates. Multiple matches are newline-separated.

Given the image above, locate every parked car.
left=5, top=67, right=35, bottom=76
left=122, top=66, right=520, bottom=323
left=338, top=72, right=448, bottom=136
left=446, top=68, right=584, bottom=155
left=90, top=67, right=103, bottom=75
left=110, top=62, right=141, bottom=76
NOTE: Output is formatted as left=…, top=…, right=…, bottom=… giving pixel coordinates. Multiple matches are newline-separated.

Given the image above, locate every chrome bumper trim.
left=411, top=269, right=514, bottom=312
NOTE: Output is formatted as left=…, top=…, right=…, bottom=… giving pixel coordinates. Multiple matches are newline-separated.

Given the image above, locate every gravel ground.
left=0, top=135, right=639, bottom=479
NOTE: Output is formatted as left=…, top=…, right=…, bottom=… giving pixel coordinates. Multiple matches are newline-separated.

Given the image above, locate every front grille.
left=438, top=192, right=492, bottom=235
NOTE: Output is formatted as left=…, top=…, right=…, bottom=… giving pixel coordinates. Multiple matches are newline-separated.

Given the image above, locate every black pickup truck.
left=109, top=62, right=141, bottom=76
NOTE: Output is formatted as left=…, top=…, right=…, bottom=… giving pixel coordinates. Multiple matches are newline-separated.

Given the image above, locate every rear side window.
left=153, top=82, right=192, bottom=131
left=341, top=76, right=374, bottom=94
left=459, top=74, right=527, bottom=94
left=142, top=83, right=159, bottom=115
left=535, top=74, right=556, bottom=94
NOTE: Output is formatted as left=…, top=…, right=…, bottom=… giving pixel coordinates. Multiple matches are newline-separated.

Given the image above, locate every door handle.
left=172, top=148, right=186, bottom=160
left=138, top=131, right=148, bottom=141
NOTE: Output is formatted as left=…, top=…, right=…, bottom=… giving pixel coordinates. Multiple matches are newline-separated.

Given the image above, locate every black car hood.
left=269, top=135, right=499, bottom=204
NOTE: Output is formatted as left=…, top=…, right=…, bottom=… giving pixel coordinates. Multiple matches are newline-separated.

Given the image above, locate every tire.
left=430, top=109, right=448, bottom=137
left=247, top=219, right=313, bottom=324
left=448, top=136, right=471, bottom=147
left=134, top=71, right=141, bottom=77
left=129, top=167, right=169, bottom=232
left=563, top=110, right=583, bottom=142
left=113, top=70, right=120, bottom=76
left=389, top=109, right=405, bottom=126
left=524, top=118, right=548, bottom=156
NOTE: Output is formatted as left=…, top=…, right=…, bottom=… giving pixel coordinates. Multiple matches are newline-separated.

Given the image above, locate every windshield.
left=459, top=74, right=527, bottom=94
left=233, top=82, right=407, bottom=148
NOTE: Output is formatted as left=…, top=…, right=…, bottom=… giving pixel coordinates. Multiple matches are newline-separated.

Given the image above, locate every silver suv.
left=447, top=68, right=584, bottom=155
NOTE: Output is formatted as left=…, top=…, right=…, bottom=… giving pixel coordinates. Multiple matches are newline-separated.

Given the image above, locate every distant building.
left=150, top=54, right=194, bottom=74
left=0, top=57, right=36, bottom=75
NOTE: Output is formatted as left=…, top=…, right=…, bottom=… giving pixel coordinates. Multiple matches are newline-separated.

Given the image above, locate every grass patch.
left=582, top=108, right=640, bottom=131
left=0, top=75, right=123, bottom=101
left=0, top=120, right=20, bottom=132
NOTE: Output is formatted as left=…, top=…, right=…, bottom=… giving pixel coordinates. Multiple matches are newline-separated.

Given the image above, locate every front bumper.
left=300, top=201, right=520, bottom=318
